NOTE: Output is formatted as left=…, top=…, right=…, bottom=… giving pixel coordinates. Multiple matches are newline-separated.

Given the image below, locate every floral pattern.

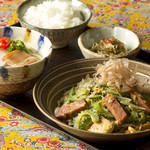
left=0, top=0, right=23, bottom=26
left=0, top=101, right=97, bottom=150
left=81, top=0, right=150, bottom=52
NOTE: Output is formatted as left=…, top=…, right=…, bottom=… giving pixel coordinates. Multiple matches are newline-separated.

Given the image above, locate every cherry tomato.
left=107, top=38, right=113, bottom=43
left=102, top=37, right=106, bottom=41
left=0, top=37, right=11, bottom=50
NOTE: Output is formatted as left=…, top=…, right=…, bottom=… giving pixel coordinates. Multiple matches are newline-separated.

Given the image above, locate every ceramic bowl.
left=78, top=26, right=141, bottom=59
left=33, top=58, right=150, bottom=142
left=0, top=26, right=52, bottom=95
left=17, top=0, right=92, bottom=49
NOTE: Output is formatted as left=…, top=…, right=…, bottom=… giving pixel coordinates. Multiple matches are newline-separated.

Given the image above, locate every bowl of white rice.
left=17, top=0, right=92, bottom=49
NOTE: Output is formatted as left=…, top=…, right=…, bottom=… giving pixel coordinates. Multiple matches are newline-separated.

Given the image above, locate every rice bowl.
left=23, top=0, right=84, bottom=29
left=17, top=0, right=92, bottom=49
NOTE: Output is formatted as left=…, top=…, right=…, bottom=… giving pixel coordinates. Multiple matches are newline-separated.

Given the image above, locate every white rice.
left=23, top=0, right=84, bottom=29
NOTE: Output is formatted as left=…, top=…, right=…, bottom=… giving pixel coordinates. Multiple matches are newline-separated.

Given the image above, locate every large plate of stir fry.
left=33, top=58, right=150, bottom=142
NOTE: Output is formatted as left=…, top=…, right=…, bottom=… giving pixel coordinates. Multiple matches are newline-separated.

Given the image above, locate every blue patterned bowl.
left=17, top=0, right=92, bottom=49
left=0, top=26, right=52, bottom=95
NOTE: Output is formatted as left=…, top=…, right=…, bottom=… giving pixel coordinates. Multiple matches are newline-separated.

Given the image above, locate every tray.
left=0, top=101, right=98, bottom=150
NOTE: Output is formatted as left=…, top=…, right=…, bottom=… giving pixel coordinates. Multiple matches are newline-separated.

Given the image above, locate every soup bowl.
left=33, top=58, right=150, bottom=142
left=0, top=26, right=52, bottom=95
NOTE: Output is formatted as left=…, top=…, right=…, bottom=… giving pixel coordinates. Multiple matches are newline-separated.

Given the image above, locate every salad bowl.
left=33, top=58, right=150, bottom=142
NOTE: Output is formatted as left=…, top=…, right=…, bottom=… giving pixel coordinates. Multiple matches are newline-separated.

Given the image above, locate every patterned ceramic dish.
left=17, top=0, right=92, bottom=49
left=0, top=26, right=52, bottom=95
left=33, top=58, right=150, bottom=142
left=78, top=26, right=141, bottom=59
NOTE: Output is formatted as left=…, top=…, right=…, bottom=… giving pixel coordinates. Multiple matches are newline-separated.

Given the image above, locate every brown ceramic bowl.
left=17, top=0, right=92, bottom=49
left=33, top=58, right=150, bottom=142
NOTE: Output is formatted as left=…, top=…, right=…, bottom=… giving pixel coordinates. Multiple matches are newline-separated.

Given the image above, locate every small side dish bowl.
left=33, top=58, right=150, bottom=142
left=78, top=26, right=141, bottom=59
left=0, top=26, right=52, bottom=95
left=17, top=0, right=92, bottom=49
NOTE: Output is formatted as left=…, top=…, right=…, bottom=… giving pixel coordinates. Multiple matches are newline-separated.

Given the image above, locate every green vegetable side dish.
left=90, top=37, right=127, bottom=56
left=0, top=37, right=29, bottom=53
left=54, top=59, right=150, bottom=134
left=7, top=40, right=29, bottom=54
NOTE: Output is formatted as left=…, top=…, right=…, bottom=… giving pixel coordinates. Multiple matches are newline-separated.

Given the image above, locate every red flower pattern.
left=0, top=140, right=5, bottom=145
left=0, top=116, right=7, bottom=122
left=119, top=2, right=130, bottom=5
left=10, top=121, right=19, bottom=127
left=36, top=137, right=50, bottom=144
left=47, top=140, right=61, bottom=147
left=7, top=148, right=14, bottom=150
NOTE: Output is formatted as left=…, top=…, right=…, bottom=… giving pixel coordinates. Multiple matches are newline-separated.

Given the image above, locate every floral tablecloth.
left=0, top=101, right=97, bottom=150
left=82, top=0, right=150, bottom=52
left=0, top=0, right=150, bottom=52
left=0, top=0, right=24, bottom=26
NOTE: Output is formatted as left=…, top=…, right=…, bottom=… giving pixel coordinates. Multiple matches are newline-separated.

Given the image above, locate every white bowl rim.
left=0, top=26, right=53, bottom=69
left=17, top=0, right=92, bottom=31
